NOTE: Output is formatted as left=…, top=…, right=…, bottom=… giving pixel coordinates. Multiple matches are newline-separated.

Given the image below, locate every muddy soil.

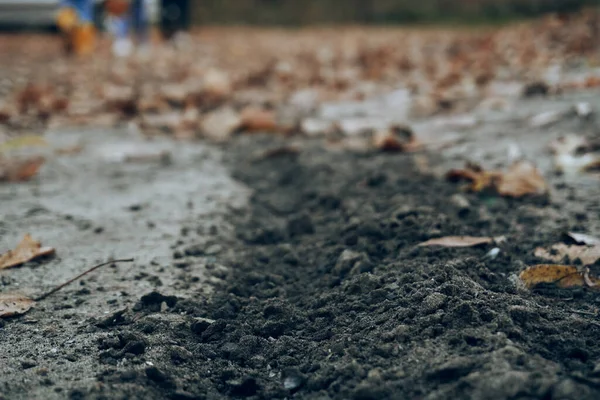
left=1, top=92, right=600, bottom=400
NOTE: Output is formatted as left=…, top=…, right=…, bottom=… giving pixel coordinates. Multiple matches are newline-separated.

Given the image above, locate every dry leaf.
left=252, top=145, right=300, bottom=162
left=418, top=236, right=493, bottom=248
left=519, top=264, right=596, bottom=289
left=566, top=232, right=600, bottom=246
left=0, top=156, right=45, bottom=182
left=446, top=161, right=547, bottom=197
left=372, top=125, right=420, bottom=152
left=54, top=144, right=83, bottom=156
left=0, top=293, right=35, bottom=318
left=239, top=107, right=279, bottom=133
left=0, top=234, right=55, bottom=269
left=549, top=134, right=600, bottom=174
left=200, top=107, right=242, bottom=142
left=446, top=163, right=502, bottom=193
left=534, top=244, right=600, bottom=266
left=496, top=160, right=548, bottom=197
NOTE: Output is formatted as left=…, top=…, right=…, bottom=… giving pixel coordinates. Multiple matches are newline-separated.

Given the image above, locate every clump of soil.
left=75, top=135, right=600, bottom=400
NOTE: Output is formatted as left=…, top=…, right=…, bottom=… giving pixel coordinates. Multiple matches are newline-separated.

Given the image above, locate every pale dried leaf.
left=418, top=236, right=493, bottom=248
left=534, top=244, right=600, bottom=266
left=200, top=107, right=241, bottom=142
left=0, top=234, right=55, bottom=269
left=0, top=293, right=35, bottom=318
left=496, top=160, right=548, bottom=197
left=0, top=156, right=45, bottom=182
left=567, top=232, right=600, bottom=246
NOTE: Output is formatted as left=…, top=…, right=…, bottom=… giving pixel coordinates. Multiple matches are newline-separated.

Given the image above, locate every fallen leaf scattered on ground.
left=0, top=135, right=47, bottom=153
left=446, top=160, right=547, bottom=197
left=566, top=232, right=600, bottom=246
left=252, top=145, right=300, bottom=162
left=418, top=236, right=494, bottom=248
left=534, top=243, right=600, bottom=266
left=495, top=160, right=548, bottom=197
left=238, top=107, right=279, bottom=133
left=372, top=125, right=421, bottom=152
left=0, top=156, right=46, bottom=182
left=548, top=134, right=600, bottom=175
left=0, top=234, right=55, bottom=269
left=0, top=258, right=134, bottom=318
left=519, top=264, right=599, bottom=289
left=0, top=293, right=36, bottom=318
left=54, top=144, right=84, bottom=155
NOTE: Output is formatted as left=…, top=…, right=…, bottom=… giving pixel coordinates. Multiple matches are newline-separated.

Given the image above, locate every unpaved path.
left=0, top=90, right=599, bottom=399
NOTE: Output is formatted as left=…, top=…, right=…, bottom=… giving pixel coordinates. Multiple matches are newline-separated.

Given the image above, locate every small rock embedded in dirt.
left=450, top=194, right=470, bottom=217
left=333, top=249, right=372, bottom=277
left=522, top=81, right=549, bottom=97
left=190, top=317, right=215, bottom=334
left=228, top=377, right=260, bottom=397
left=422, top=293, right=448, bottom=314
left=21, top=359, right=37, bottom=369
left=287, top=213, right=315, bottom=237
left=134, top=291, right=178, bottom=312
left=198, top=319, right=227, bottom=342
left=282, top=368, right=306, bottom=392
left=145, top=366, right=175, bottom=389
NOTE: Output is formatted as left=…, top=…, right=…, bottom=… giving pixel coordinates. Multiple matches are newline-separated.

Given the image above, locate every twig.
left=34, top=258, right=134, bottom=301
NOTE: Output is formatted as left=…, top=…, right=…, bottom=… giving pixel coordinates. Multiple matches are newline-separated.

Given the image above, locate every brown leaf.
left=0, top=156, right=45, bottom=182
left=447, top=161, right=546, bottom=197
left=418, top=236, right=493, bottom=248
left=496, top=160, right=548, bottom=197
left=372, top=125, right=420, bottom=152
left=0, top=234, right=55, bottom=269
left=239, top=107, right=279, bottom=133
left=0, top=293, right=35, bottom=318
left=519, top=264, right=595, bottom=289
left=534, top=244, right=600, bottom=266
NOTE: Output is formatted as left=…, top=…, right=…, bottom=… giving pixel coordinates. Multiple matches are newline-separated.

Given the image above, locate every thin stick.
left=34, top=258, right=134, bottom=301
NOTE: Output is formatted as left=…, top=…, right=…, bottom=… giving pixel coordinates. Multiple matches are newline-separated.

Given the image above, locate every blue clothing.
left=60, top=0, right=93, bottom=23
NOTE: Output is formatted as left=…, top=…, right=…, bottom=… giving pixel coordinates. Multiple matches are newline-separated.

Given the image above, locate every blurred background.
left=0, top=0, right=597, bottom=31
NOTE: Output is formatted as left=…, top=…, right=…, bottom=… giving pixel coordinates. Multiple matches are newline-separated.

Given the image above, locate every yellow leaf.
left=519, top=264, right=593, bottom=289
left=0, top=135, right=48, bottom=154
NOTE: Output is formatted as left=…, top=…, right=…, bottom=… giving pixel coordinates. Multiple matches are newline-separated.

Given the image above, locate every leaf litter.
left=0, top=234, right=55, bottom=269
left=521, top=233, right=600, bottom=290
left=446, top=160, right=548, bottom=197
left=0, top=258, right=134, bottom=318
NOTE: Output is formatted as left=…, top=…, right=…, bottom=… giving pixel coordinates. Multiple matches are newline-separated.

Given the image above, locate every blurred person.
left=56, top=0, right=96, bottom=56
left=105, top=0, right=150, bottom=58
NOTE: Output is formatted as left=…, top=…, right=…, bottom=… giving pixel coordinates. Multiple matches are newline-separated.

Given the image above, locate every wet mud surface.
left=1, top=93, right=600, bottom=399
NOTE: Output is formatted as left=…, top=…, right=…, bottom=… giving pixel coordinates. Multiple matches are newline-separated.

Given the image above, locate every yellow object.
left=0, top=135, right=48, bottom=154
left=56, top=7, right=78, bottom=33
left=71, top=23, right=97, bottom=56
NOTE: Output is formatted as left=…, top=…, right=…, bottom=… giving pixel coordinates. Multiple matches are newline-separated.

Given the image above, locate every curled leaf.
left=0, top=293, right=35, bottom=318
left=534, top=244, right=600, bottom=266
left=496, top=160, right=548, bottom=197
left=372, top=125, right=420, bottom=152
left=518, top=264, right=593, bottom=289
left=418, top=236, right=493, bottom=248
left=0, top=234, right=55, bottom=269
left=566, top=232, right=600, bottom=246
left=446, top=161, right=547, bottom=197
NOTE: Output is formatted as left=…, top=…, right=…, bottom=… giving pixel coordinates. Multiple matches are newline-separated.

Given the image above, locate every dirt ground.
left=0, top=83, right=599, bottom=400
